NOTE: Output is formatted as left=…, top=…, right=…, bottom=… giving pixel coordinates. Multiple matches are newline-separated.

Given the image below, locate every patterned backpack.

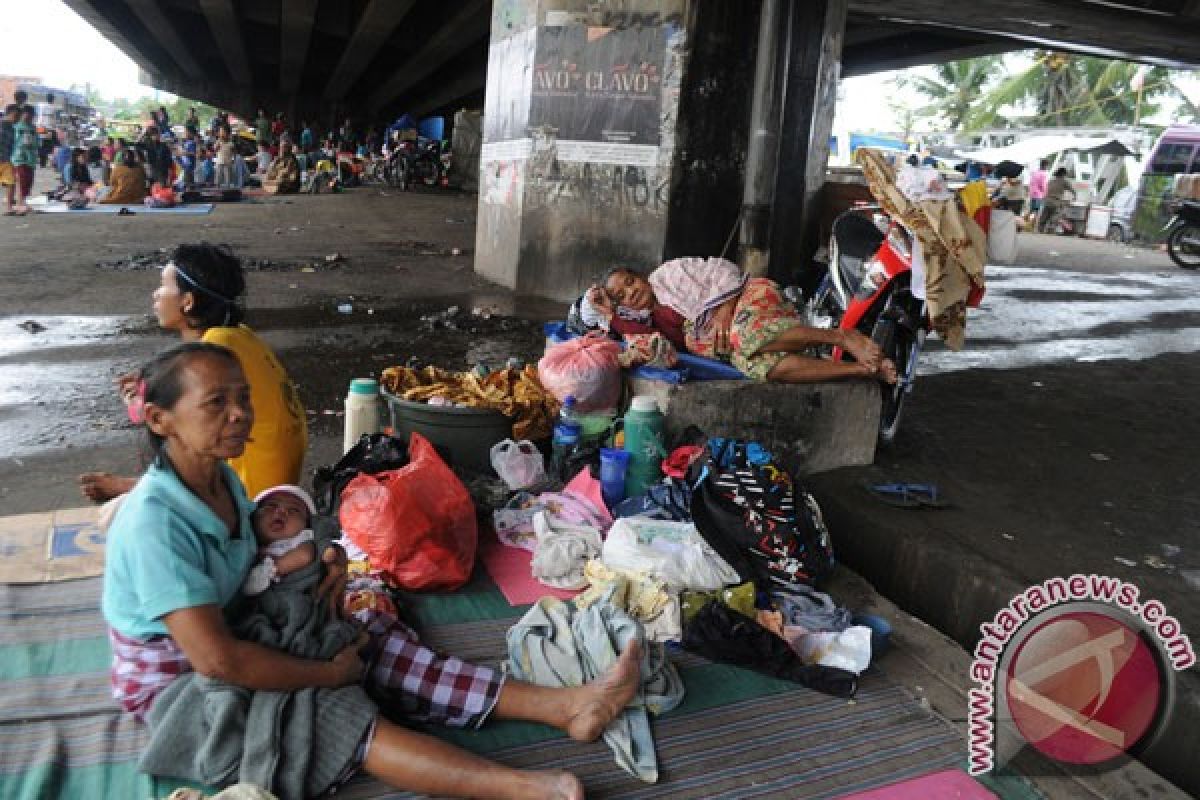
left=690, top=438, right=835, bottom=591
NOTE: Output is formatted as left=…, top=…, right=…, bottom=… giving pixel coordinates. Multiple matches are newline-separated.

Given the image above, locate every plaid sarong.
left=107, top=603, right=504, bottom=731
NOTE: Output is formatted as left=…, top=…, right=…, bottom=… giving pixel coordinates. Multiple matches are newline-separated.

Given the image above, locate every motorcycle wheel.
left=870, top=303, right=923, bottom=445
left=1167, top=223, right=1200, bottom=269
left=413, top=156, right=441, bottom=187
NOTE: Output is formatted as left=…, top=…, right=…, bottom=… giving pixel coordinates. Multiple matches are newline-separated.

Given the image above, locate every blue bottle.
left=550, top=396, right=582, bottom=482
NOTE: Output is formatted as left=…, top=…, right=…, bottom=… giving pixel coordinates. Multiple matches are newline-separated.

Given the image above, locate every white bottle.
left=343, top=378, right=381, bottom=452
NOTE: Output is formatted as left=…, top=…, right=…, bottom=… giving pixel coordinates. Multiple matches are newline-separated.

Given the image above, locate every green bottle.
left=622, top=396, right=666, bottom=498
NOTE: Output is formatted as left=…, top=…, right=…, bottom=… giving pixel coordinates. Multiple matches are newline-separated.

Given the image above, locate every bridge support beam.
left=474, top=0, right=848, bottom=301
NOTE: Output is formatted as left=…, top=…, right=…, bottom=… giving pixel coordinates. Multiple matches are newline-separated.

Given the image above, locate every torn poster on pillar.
left=531, top=25, right=666, bottom=155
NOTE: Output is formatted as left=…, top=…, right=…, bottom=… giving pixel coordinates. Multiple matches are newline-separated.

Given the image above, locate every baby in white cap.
left=244, top=484, right=319, bottom=596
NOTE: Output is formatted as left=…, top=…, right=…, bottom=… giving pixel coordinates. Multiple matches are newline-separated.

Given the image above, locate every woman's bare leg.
left=79, top=472, right=138, bottom=503
left=363, top=717, right=583, bottom=800
left=493, top=639, right=641, bottom=742
left=760, top=326, right=883, bottom=370
left=767, top=354, right=874, bottom=383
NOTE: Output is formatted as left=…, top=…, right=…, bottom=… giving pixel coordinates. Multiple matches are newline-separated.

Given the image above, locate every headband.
left=167, top=261, right=237, bottom=325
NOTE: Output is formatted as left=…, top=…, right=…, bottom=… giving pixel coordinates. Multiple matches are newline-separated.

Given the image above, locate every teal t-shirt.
left=102, top=460, right=257, bottom=640
left=11, top=121, right=38, bottom=167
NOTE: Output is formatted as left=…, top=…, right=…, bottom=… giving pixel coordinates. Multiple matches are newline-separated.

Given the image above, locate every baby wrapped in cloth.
left=138, top=532, right=374, bottom=797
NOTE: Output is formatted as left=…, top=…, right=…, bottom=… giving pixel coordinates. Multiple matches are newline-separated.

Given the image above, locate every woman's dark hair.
left=600, top=266, right=642, bottom=286
left=172, top=242, right=246, bottom=329
left=1053, top=167, right=1068, bottom=178
left=140, top=342, right=240, bottom=464
left=906, top=153, right=919, bottom=167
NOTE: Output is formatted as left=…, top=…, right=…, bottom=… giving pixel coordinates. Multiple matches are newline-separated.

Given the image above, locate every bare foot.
left=79, top=472, right=136, bottom=503
left=566, top=640, right=642, bottom=742
left=840, top=330, right=883, bottom=371
left=525, top=770, right=584, bottom=800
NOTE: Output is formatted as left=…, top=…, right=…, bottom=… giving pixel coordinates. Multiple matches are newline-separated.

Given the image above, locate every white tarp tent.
left=954, top=135, right=1134, bottom=166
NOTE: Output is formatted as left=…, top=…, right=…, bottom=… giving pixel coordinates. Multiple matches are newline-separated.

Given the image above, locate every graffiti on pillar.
left=594, top=10, right=684, bottom=29
left=525, top=160, right=669, bottom=215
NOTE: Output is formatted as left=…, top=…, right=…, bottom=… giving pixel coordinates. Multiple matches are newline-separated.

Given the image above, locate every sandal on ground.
left=865, top=482, right=948, bottom=509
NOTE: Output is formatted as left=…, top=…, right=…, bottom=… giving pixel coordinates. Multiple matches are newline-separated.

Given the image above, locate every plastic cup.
left=599, top=448, right=631, bottom=507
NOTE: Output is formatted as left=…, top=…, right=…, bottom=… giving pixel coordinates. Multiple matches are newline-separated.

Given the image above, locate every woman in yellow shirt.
left=81, top=243, right=307, bottom=501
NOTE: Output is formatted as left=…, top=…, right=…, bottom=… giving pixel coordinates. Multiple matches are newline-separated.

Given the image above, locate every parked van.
left=1134, top=124, right=1200, bottom=242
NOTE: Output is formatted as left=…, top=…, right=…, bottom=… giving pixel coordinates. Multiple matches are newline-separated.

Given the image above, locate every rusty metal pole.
left=738, top=0, right=786, bottom=277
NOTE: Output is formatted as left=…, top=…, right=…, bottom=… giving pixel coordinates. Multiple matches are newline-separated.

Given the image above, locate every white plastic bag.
left=489, top=439, right=547, bottom=490
left=792, top=625, right=873, bottom=674
left=987, top=209, right=1019, bottom=264
left=601, top=517, right=740, bottom=592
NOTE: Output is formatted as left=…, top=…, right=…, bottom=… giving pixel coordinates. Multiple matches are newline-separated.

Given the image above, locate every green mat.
left=0, top=567, right=968, bottom=799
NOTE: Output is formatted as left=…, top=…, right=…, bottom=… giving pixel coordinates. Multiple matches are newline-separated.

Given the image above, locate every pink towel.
left=834, top=769, right=995, bottom=800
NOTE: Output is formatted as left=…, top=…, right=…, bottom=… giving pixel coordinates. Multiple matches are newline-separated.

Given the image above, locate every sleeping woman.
left=579, top=257, right=896, bottom=384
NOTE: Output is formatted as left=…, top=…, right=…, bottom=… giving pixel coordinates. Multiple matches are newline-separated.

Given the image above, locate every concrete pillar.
left=475, top=0, right=847, bottom=300
left=475, top=0, right=689, bottom=301
left=768, top=0, right=847, bottom=285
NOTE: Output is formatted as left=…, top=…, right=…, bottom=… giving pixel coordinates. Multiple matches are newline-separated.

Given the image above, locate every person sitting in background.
left=66, top=148, right=93, bottom=190
left=142, top=128, right=173, bottom=187
left=53, top=135, right=73, bottom=186
left=100, top=136, right=116, bottom=184
left=262, top=140, right=300, bottom=194
left=993, top=176, right=1026, bottom=216
left=99, top=148, right=148, bottom=205
left=195, top=145, right=215, bottom=186
left=179, top=132, right=198, bottom=187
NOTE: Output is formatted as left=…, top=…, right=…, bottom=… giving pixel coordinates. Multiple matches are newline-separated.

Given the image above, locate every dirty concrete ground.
left=1, top=176, right=1197, bottom=796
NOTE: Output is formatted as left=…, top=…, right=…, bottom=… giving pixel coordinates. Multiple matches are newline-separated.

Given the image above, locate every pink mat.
left=480, top=530, right=579, bottom=606
left=835, top=769, right=994, bottom=800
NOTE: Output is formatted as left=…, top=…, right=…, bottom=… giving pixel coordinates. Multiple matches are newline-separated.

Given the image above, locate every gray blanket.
left=139, top=559, right=376, bottom=798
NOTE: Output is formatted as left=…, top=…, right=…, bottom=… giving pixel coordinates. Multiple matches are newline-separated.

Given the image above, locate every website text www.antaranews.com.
left=967, top=573, right=1195, bottom=775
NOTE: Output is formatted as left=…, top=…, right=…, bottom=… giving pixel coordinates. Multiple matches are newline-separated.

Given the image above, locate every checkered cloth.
left=359, top=609, right=504, bottom=728
left=107, top=605, right=504, bottom=731
left=108, top=628, right=190, bottom=723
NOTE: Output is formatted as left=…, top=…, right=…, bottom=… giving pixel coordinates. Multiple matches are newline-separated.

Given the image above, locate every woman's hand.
left=706, top=298, right=738, bottom=354
left=587, top=285, right=615, bottom=320
left=328, top=631, right=369, bottom=687
left=316, top=543, right=349, bottom=620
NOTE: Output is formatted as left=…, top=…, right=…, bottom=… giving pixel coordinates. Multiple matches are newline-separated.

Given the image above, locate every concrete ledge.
left=627, top=377, right=880, bottom=474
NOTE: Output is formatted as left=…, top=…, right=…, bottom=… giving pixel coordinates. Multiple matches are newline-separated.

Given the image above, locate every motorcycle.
left=383, top=138, right=443, bottom=190
left=1165, top=200, right=1200, bottom=270
left=807, top=206, right=927, bottom=443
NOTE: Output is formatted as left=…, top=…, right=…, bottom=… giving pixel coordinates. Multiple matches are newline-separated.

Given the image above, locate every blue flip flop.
left=866, top=482, right=948, bottom=509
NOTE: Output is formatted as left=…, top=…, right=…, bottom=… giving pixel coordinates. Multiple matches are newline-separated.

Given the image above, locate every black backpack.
left=690, top=438, right=835, bottom=591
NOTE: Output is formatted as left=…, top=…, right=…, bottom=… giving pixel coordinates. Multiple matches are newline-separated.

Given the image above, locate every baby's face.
left=253, top=493, right=309, bottom=543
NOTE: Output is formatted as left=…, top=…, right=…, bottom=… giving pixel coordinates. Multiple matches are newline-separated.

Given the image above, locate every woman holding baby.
left=102, top=342, right=640, bottom=799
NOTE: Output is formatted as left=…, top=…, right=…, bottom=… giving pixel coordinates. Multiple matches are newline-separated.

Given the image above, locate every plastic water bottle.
left=550, top=396, right=583, bottom=482
left=343, top=378, right=381, bottom=453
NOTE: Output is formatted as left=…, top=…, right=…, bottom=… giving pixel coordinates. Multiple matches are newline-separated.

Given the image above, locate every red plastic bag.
left=537, top=333, right=621, bottom=412
left=338, top=432, right=477, bottom=591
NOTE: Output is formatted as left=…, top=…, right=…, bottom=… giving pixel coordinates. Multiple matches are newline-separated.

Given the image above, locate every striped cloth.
left=2, top=573, right=969, bottom=799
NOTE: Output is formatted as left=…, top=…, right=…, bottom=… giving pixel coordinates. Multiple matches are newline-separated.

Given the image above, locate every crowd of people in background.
left=1, top=90, right=411, bottom=211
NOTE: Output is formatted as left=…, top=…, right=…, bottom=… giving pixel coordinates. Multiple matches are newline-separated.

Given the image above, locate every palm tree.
left=896, top=56, right=1005, bottom=131
left=984, top=52, right=1175, bottom=127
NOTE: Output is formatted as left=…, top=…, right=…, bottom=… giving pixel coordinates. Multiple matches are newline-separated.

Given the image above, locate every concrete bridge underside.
left=65, top=0, right=1200, bottom=126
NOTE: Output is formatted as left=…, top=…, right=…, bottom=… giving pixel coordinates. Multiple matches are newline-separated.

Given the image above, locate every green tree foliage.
left=898, top=52, right=1199, bottom=131
left=986, top=52, right=1175, bottom=126
left=895, top=56, right=1004, bottom=130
